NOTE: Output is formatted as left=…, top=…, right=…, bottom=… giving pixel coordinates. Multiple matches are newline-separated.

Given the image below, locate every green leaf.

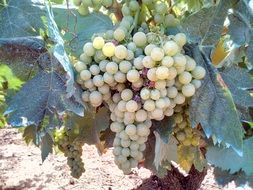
left=207, top=136, right=253, bottom=175
left=0, top=0, right=45, bottom=37
left=213, top=168, right=253, bottom=188
left=66, top=107, right=110, bottom=146
left=220, top=65, right=253, bottom=108
left=153, top=116, right=175, bottom=143
left=46, top=4, right=76, bottom=95
left=181, top=0, right=233, bottom=46
left=188, top=45, right=244, bottom=155
left=228, top=0, right=253, bottom=64
left=153, top=131, right=178, bottom=171
left=53, top=7, right=113, bottom=56
left=5, top=69, right=83, bottom=127
left=41, top=132, right=53, bottom=162
left=0, top=37, right=45, bottom=81
left=23, top=125, right=37, bottom=145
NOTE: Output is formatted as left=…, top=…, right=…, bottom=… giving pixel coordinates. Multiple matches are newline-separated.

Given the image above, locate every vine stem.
left=128, top=8, right=140, bottom=36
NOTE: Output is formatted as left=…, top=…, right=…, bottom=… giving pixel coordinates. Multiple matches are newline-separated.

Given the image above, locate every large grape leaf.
left=228, top=0, right=253, bottom=64
left=46, top=4, right=77, bottom=95
left=220, top=65, right=253, bottom=111
left=188, top=45, right=244, bottom=155
left=65, top=107, right=110, bottom=153
left=5, top=68, right=83, bottom=127
left=213, top=168, right=253, bottom=188
left=0, top=0, right=45, bottom=37
left=53, top=6, right=113, bottom=56
left=0, top=37, right=45, bottom=81
left=181, top=0, right=233, bottom=46
left=206, top=136, right=253, bottom=175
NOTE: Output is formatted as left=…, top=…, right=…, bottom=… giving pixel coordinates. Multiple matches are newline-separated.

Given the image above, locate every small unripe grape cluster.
left=142, top=0, right=179, bottom=27
left=73, top=0, right=114, bottom=16
left=55, top=128, right=85, bottom=179
left=74, top=10, right=206, bottom=173
left=173, top=105, right=201, bottom=147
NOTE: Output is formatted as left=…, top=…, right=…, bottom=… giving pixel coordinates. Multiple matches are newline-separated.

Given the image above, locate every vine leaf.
left=0, top=37, right=45, bottom=81
left=228, top=0, right=253, bottom=65
left=5, top=69, right=83, bottom=127
left=0, top=0, right=45, bottom=37
left=41, top=132, right=53, bottom=162
left=153, top=131, right=178, bottom=171
left=46, top=4, right=76, bottom=95
left=189, top=45, right=244, bottom=155
left=206, top=136, right=253, bottom=175
left=181, top=0, right=233, bottom=46
left=213, top=168, right=253, bottom=188
left=219, top=65, right=253, bottom=120
left=53, top=7, right=113, bottom=56
left=66, top=107, right=110, bottom=153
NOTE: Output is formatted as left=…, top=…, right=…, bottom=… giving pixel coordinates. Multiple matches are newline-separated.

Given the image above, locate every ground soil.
left=0, top=128, right=245, bottom=190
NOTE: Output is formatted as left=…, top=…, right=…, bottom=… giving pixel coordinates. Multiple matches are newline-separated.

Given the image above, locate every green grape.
left=102, top=0, right=113, bottom=7
left=78, top=4, right=89, bottom=16
left=73, top=0, right=82, bottom=6
left=82, top=0, right=93, bottom=6
left=155, top=2, right=167, bottom=15
left=129, top=1, right=140, bottom=12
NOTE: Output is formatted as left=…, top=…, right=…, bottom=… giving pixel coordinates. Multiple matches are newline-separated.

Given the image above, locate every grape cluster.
left=173, top=105, right=201, bottom=147
left=74, top=5, right=206, bottom=173
left=73, top=0, right=113, bottom=16
left=55, top=128, right=85, bottom=178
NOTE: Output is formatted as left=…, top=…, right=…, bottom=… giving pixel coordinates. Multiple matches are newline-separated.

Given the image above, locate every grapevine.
left=74, top=0, right=206, bottom=175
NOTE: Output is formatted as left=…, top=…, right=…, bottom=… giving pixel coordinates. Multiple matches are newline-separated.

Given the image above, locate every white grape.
left=103, top=72, right=115, bottom=84
left=114, top=27, right=126, bottom=42
left=164, top=108, right=174, bottom=116
left=155, top=98, right=166, bottom=109
left=93, top=75, right=104, bottom=87
left=116, top=83, right=126, bottom=92
left=126, top=100, right=138, bottom=112
left=117, top=100, right=127, bottom=112
left=112, top=93, right=121, bottom=103
left=89, top=65, right=100, bottom=75
left=115, top=45, right=128, bottom=59
left=174, top=33, right=187, bottom=47
left=119, top=130, right=129, bottom=140
left=133, top=32, right=147, bottom=47
left=83, top=42, right=95, bottom=57
left=84, top=79, right=94, bottom=89
left=150, top=89, right=160, bottom=100
left=99, top=60, right=109, bottom=72
left=102, top=42, right=115, bottom=57
left=121, top=139, right=131, bottom=147
left=121, top=148, right=130, bottom=157
left=167, top=67, right=178, bottom=80
left=156, top=66, right=169, bottom=80
left=119, top=61, right=132, bottom=73
left=98, top=84, right=110, bottom=94
left=113, top=137, right=121, bottom=146
left=173, top=93, right=185, bottom=105
left=142, top=56, right=156, bottom=68
left=191, top=79, right=202, bottom=89
left=106, top=62, right=118, bottom=74
left=113, top=146, right=122, bottom=156
left=126, top=50, right=134, bottom=61
left=161, top=56, right=174, bottom=68
left=135, top=109, right=148, bottom=122
left=155, top=80, right=166, bottom=90
left=121, top=89, right=133, bottom=101
left=132, top=78, right=144, bottom=88
left=89, top=91, right=103, bottom=106
left=125, top=124, right=137, bottom=136
left=114, top=71, right=126, bottom=83
left=173, top=54, right=187, bottom=68
left=110, top=122, right=124, bottom=133
left=178, top=71, right=192, bottom=85
left=147, top=68, right=157, bottom=81
left=151, top=108, right=163, bottom=120
left=144, top=44, right=156, bottom=56
left=139, top=144, right=146, bottom=152
left=130, top=141, right=139, bottom=150
left=140, top=88, right=150, bottom=100
left=75, top=61, right=87, bottom=72
left=133, top=56, right=144, bottom=70
left=124, top=112, right=135, bottom=124
left=191, top=66, right=206, bottom=79
left=163, top=41, right=179, bottom=56
left=150, top=47, right=164, bottom=61
left=127, top=69, right=140, bottom=83
left=80, top=70, right=91, bottom=81
left=143, top=99, right=155, bottom=111
left=182, top=83, right=196, bottom=97
left=93, top=36, right=105, bottom=49
left=185, top=56, right=196, bottom=71
left=129, top=134, right=139, bottom=141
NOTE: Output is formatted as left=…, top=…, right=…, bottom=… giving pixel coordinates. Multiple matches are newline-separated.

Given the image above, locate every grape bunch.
left=73, top=0, right=113, bottom=16
left=74, top=2, right=206, bottom=173
left=173, top=105, right=201, bottom=147
left=55, top=127, right=85, bottom=178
